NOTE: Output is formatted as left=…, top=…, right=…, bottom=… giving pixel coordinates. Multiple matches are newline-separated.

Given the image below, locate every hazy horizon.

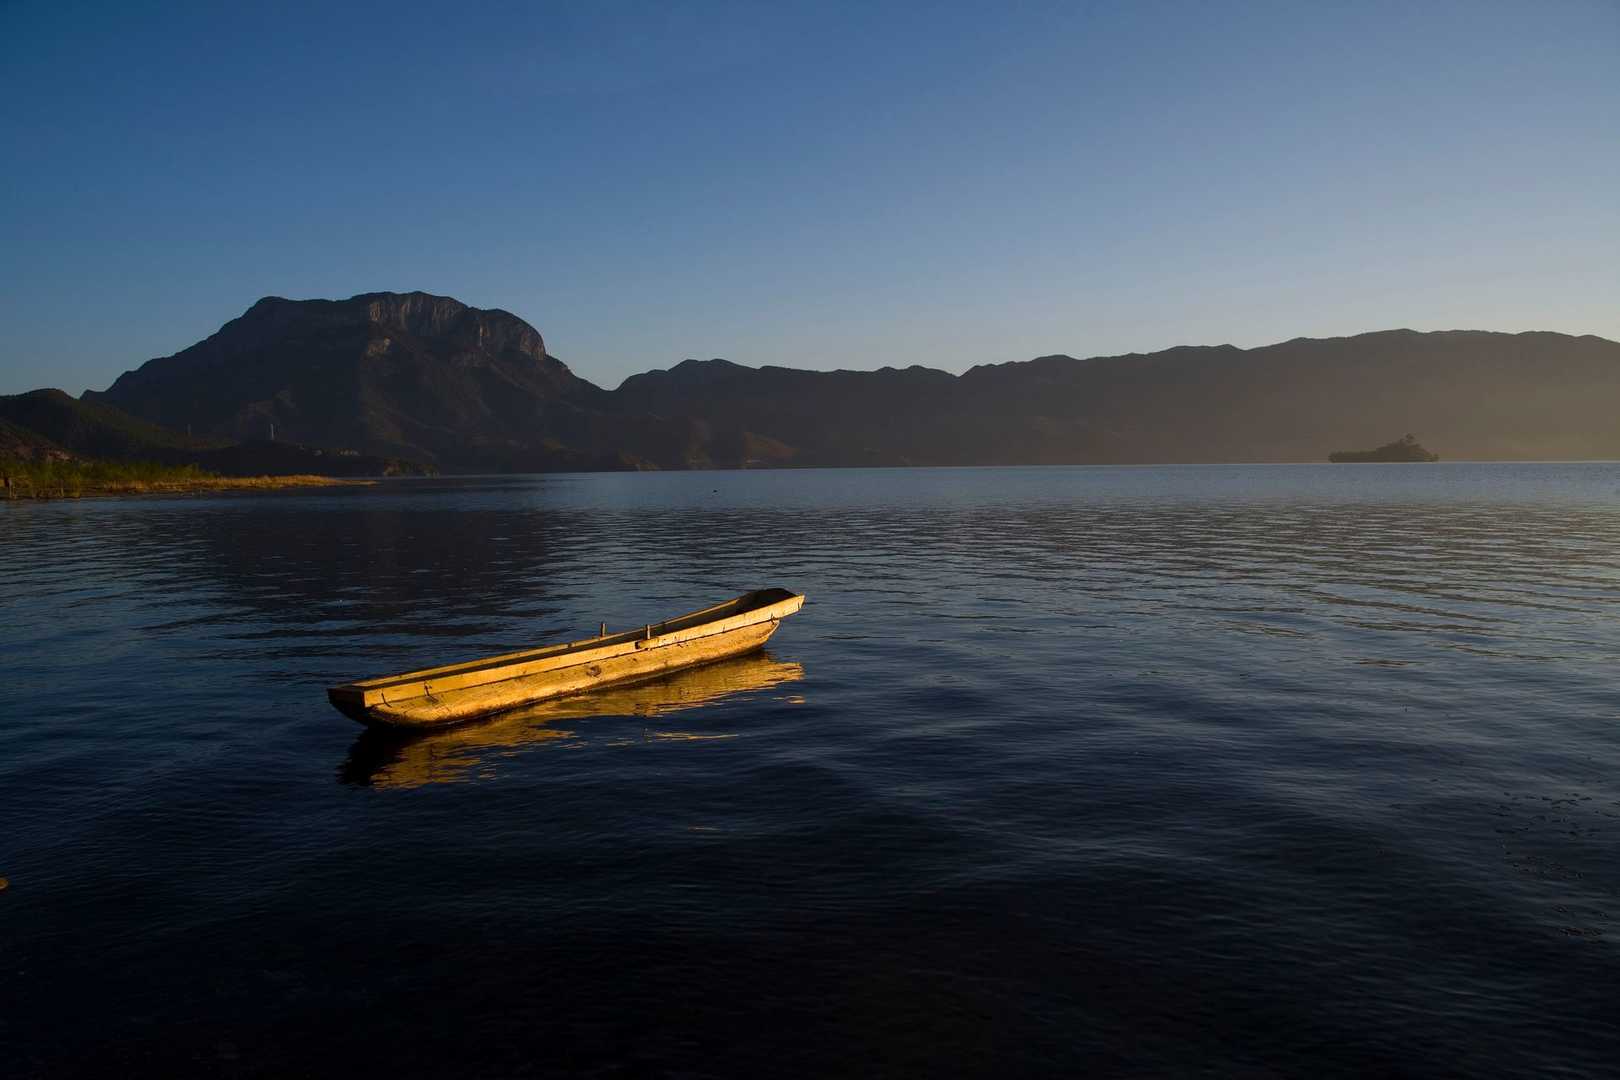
left=3, top=0, right=1617, bottom=396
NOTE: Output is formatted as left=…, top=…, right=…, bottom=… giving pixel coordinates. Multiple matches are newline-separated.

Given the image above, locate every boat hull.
left=328, top=589, right=804, bottom=729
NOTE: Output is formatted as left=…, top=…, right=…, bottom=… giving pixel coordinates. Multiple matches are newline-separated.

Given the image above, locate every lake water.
left=3, top=465, right=1618, bottom=1077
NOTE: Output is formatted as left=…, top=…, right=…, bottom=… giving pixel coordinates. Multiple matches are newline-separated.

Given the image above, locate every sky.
left=1, top=0, right=1616, bottom=395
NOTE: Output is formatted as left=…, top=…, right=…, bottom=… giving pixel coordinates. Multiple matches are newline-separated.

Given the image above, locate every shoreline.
left=2, top=474, right=375, bottom=501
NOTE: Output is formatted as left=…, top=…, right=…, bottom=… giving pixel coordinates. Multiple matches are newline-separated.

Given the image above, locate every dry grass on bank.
left=2, top=457, right=371, bottom=500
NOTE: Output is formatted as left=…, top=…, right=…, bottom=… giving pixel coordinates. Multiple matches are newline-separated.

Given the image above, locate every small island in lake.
left=1328, top=434, right=1440, bottom=463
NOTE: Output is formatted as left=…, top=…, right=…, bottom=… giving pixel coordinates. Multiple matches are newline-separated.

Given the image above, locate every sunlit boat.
left=340, top=652, right=807, bottom=788
left=327, top=588, right=806, bottom=728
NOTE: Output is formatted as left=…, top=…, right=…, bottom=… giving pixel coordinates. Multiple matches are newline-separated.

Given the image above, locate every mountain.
left=83, top=293, right=1620, bottom=467
left=0, top=389, right=424, bottom=477
left=611, top=360, right=967, bottom=467
left=616, top=331, right=1620, bottom=464
left=86, top=292, right=701, bottom=471
left=963, top=330, right=1620, bottom=462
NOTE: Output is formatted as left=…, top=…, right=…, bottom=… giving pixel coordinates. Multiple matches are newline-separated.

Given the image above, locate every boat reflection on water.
left=339, top=651, right=806, bottom=789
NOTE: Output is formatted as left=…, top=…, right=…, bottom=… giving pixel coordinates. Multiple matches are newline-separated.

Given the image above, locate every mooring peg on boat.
left=600, top=622, right=607, bottom=638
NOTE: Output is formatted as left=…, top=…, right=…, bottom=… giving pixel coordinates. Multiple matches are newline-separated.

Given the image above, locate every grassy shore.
left=1, top=457, right=370, bottom=500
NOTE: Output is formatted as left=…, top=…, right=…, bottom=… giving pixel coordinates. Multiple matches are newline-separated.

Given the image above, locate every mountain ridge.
left=69, top=292, right=1620, bottom=469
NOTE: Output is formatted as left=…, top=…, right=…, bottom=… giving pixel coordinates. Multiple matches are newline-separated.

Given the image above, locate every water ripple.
left=1, top=464, right=1618, bottom=1077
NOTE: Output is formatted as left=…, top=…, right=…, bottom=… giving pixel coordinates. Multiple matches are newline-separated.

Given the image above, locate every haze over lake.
left=3, top=464, right=1617, bottom=1076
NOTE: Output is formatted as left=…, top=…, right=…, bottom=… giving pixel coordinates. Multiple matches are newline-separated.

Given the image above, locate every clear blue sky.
left=2, top=0, right=1615, bottom=395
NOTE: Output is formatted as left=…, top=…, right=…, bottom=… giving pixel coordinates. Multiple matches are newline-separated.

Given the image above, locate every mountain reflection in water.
left=340, top=652, right=806, bottom=789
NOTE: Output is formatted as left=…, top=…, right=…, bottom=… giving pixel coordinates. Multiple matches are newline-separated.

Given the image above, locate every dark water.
left=3, top=465, right=1619, bottom=1077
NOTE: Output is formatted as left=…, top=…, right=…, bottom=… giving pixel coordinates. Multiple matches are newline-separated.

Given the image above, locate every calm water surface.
left=3, top=465, right=1618, bottom=1077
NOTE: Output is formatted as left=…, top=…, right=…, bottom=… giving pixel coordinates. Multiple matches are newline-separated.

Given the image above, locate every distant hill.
left=0, top=416, right=69, bottom=462
left=0, top=388, right=216, bottom=458
left=0, top=389, right=425, bottom=477
left=982, top=331, right=1620, bottom=462
left=610, top=359, right=964, bottom=467
left=613, top=331, right=1620, bottom=465
left=79, top=293, right=1620, bottom=467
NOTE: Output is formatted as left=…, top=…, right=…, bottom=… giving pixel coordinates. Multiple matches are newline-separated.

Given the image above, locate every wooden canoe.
left=328, top=588, right=806, bottom=729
